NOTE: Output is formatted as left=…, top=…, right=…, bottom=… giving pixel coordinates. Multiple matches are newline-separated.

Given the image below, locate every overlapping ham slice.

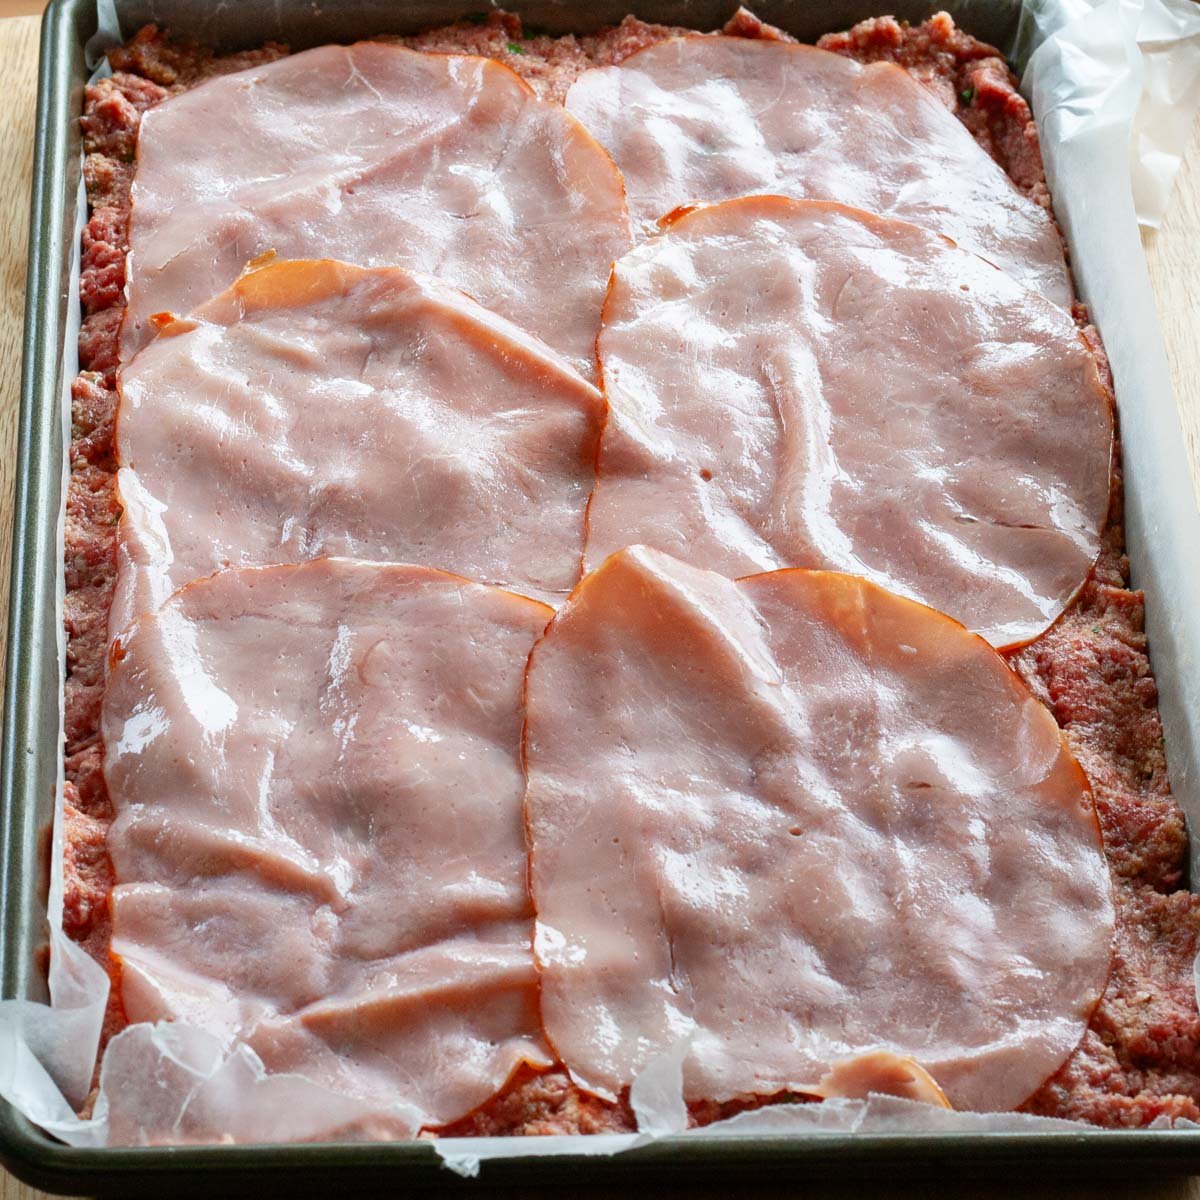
left=587, top=197, right=1113, bottom=650
left=111, top=259, right=604, bottom=637
left=101, top=558, right=554, bottom=1134
left=564, top=34, right=1070, bottom=305
left=123, top=41, right=632, bottom=376
left=524, top=545, right=1114, bottom=1113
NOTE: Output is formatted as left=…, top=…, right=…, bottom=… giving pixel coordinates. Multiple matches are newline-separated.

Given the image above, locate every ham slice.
left=112, top=259, right=604, bottom=638
left=564, top=34, right=1070, bottom=305
left=812, top=1052, right=951, bottom=1108
left=586, top=197, right=1113, bottom=651
left=123, top=42, right=632, bottom=376
left=102, top=558, right=553, bottom=1134
left=524, top=545, right=1114, bottom=1113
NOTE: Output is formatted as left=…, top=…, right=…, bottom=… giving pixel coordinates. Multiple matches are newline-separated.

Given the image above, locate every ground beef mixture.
left=66, top=9, right=1199, bottom=1134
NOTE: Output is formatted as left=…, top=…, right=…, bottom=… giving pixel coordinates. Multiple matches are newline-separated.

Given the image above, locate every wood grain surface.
left=1, top=10, right=1199, bottom=1199
left=0, top=13, right=39, bottom=693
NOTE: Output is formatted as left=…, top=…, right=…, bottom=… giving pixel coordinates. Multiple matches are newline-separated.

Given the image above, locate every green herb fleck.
left=506, top=40, right=527, bottom=54
left=1091, top=625, right=1101, bottom=633
left=463, top=11, right=488, bottom=23
left=959, top=86, right=975, bottom=105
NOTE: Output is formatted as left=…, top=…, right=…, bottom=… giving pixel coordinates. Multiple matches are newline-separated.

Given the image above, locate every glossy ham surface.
left=112, top=258, right=604, bottom=638
left=524, top=546, right=1114, bottom=1113
left=102, top=558, right=554, bottom=1133
left=565, top=34, right=1070, bottom=304
left=123, top=42, right=632, bottom=376
left=812, top=1051, right=951, bottom=1107
left=586, top=196, right=1114, bottom=651
left=69, top=10, right=1199, bottom=1136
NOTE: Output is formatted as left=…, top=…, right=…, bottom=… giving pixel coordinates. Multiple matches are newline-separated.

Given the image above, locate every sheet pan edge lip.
left=4, top=1122, right=1200, bottom=1193
left=0, top=0, right=80, bottom=1004
left=0, top=0, right=87, bottom=1186
left=2, top=0, right=1199, bottom=1178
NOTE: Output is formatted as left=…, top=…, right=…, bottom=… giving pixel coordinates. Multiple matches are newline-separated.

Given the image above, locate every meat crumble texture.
left=66, top=9, right=1199, bottom=1133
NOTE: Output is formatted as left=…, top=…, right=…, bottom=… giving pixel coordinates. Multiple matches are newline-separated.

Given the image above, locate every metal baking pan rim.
left=3, top=0, right=1200, bottom=1191
left=5, top=1113, right=1200, bottom=1196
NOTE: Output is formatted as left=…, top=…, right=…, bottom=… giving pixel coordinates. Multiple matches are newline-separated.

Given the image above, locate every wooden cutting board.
left=0, top=11, right=1197, bottom=1200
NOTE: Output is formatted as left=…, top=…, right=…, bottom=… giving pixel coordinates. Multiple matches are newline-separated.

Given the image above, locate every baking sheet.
left=4, top=0, right=1200, bottom=1160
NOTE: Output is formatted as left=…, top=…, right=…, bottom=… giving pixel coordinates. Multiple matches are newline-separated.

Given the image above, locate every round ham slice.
left=587, top=197, right=1113, bottom=651
left=524, top=545, right=1114, bottom=1113
left=102, top=558, right=554, bottom=1134
left=564, top=34, right=1070, bottom=305
left=112, top=259, right=604, bottom=638
left=123, top=41, right=632, bottom=376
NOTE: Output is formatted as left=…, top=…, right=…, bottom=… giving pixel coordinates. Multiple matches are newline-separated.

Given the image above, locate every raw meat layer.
left=66, top=10, right=1200, bottom=1130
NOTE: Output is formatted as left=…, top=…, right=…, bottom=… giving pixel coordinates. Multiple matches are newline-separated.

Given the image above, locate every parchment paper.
left=2, top=0, right=1199, bottom=1162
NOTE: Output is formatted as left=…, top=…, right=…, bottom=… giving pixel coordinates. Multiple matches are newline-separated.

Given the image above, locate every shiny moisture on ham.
left=586, top=197, right=1114, bottom=651
left=564, top=34, right=1071, bottom=305
left=112, top=258, right=604, bottom=638
left=123, top=41, right=633, bottom=376
left=525, top=546, right=1114, bottom=1113
left=102, top=558, right=554, bottom=1134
